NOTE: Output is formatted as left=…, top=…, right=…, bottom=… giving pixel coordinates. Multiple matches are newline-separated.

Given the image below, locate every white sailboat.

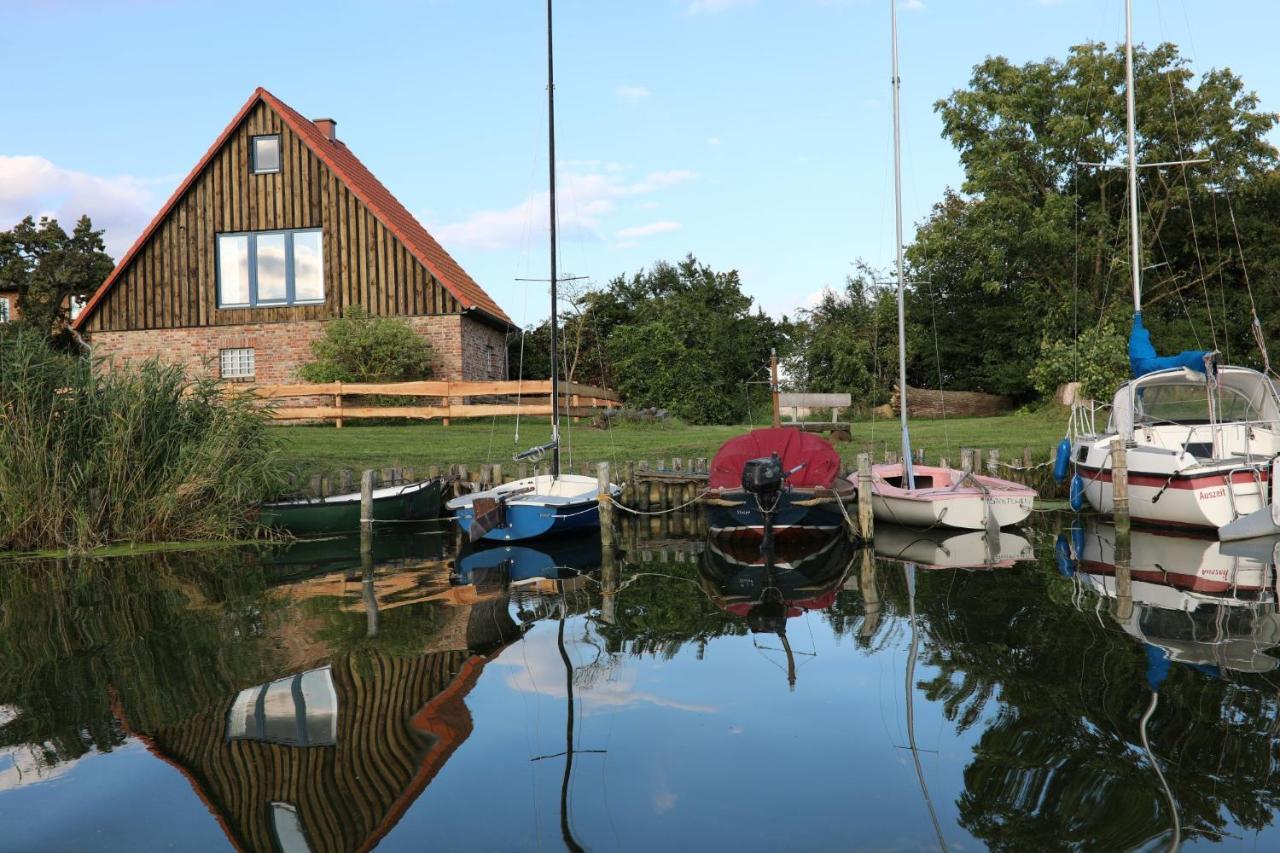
left=447, top=0, right=620, bottom=542
left=1069, top=0, right=1280, bottom=537
left=849, top=0, right=1036, bottom=532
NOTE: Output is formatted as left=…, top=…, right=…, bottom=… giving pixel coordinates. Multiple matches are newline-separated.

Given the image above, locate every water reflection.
left=5, top=516, right=1280, bottom=849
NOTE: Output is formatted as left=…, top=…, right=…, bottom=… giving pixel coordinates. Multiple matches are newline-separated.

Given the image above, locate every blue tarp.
left=1129, top=313, right=1211, bottom=378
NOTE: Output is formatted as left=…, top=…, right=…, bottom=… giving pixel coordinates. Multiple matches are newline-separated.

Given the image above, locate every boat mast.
left=546, top=0, right=562, bottom=478
left=1125, top=0, right=1142, bottom=313
left=890, top=0, right=915, bottom=487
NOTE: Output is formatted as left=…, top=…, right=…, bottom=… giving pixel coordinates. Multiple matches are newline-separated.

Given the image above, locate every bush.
left=0, top=329, right=287, bottom=552
left=1029, top=318, right=1129, bottom=403
left=298, top=306, right=433, bottom=382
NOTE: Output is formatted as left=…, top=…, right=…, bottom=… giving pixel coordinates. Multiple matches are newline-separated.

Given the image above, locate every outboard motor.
left=741, top=453, right=784, bottom=501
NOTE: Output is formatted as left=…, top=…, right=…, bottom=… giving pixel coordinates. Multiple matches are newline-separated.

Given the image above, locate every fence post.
left=856, top=452, right=874, bottom=542
left=960, top=447, right=974, bottom=474
left=986, top=448, right=999, bottom=476
left=335, top=380, right=344, bottom=429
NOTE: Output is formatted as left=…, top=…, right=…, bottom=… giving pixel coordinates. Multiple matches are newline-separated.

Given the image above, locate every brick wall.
left=88, top=314, right=502, bottom=384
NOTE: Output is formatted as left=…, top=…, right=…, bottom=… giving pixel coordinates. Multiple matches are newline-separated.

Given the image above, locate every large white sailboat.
left=849, top=0, right=1036, bottom=532
left=1069, top=0, right=1280, bottom=537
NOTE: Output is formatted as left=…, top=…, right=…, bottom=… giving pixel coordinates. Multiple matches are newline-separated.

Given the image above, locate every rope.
left=612, top=489, right=710, bottom=516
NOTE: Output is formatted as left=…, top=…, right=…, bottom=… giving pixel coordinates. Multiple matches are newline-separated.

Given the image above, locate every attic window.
left=252, top=134, right=281, bottom=174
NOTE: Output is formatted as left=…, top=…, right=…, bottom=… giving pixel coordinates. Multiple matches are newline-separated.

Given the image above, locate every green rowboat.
left=259, top=479, right=446, bottom=534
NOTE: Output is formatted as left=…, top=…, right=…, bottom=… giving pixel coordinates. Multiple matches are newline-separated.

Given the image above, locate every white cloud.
left=432, top=168, right=696, bottom=251
left=685, top=0, right=754, bottom=14
left=615, top=221, right=681, bottom=240
left=901, top=0, right=924, bottom=9
left=706, top=136, right=722, bottom=147
left=0, top=155, right=160, bottom=258
left=616, top=85, right=652, bottom=102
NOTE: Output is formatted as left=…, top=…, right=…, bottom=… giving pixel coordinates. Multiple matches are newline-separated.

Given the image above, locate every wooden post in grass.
left=770, top=348, right=781, bottom=429
left=360, top=468, right=375, bottom=555
left=986, top=448, right=999, bottom=476
left=961, top=447, right=974, bottom=474
left=335, top=380, right=344, bottom=429
left=856, top=453, right=874, bottom=542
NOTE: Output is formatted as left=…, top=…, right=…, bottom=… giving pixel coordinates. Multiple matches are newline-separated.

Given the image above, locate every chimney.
left=313, top=117, right=337, bottom=142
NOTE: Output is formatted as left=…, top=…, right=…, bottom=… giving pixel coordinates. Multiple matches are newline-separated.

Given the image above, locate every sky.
left=4, top=0, right=1280, bottom=326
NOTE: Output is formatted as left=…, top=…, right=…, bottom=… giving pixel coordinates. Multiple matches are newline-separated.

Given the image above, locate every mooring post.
left=600, top=463, right=618, bottom=626
left=360, top=468, right=375, bottom=554
left=986, top=448, right=999, bottom=476
left=770, top=348, right=781, bottom=429
left=1113, top=526, right=1134, bottom=622
left=960, top=447, right=974, bottom=474
left=858, top=548, right=881, bottom=644
left=1111, top=437, right=1130, bottom=536
left=362, top=551, right=379, bottom=638
left=856, top=452, right=874, bottom=542
left=597, top=461, right=615, bottom=548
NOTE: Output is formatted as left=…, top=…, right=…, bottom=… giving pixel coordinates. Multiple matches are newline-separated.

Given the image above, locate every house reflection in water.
left=133, top=649, right=486, bottom=852
left=116, top=544, right=523, bottom=853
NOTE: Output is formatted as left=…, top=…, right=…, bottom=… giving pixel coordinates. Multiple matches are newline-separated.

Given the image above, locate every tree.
left=298, top=306, right=434, bottom=382
left=0, top=215, right=114, bottom=347
left=909, top=42, right=1279, bottom=398
left=513, top=255, right=787, bottom=424
left=786, top=263, right=906, bottom=405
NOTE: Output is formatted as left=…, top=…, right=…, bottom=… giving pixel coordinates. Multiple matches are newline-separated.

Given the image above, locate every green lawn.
left=275, top=409, right=1071, bottom=476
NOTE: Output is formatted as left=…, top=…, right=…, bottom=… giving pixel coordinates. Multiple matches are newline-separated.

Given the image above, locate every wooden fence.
left=246, top=379, right=620, bottom=426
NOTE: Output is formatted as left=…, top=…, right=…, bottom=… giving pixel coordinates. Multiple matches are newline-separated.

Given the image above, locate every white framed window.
left=251, top=134, right=281, bottom=174
left=0, top=297, right=9, bottom=324
left=227, top=666, right=338, bottom=747
left=220, top=347, right=255, bottom=380
left=217, top=228, right=324, bottom=308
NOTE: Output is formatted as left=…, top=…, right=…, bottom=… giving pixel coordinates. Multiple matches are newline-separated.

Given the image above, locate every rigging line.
left=1223, top=190, right=1273, bottom=374
left=1137, top=172, right=1206, bottom=350
left=1157, top=43, right=1217, bottom=355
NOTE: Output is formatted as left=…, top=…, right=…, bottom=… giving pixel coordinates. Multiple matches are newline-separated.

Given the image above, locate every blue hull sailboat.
left=446, top=0, right=619, bottom=543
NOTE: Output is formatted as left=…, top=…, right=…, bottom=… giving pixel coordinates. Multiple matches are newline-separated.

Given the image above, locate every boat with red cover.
left=701, top=427, right=856, bottom=534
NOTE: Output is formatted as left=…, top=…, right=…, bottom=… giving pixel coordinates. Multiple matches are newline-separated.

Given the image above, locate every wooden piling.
left=960, top=447, right=974, bottom=474
left=360, top=468, right=375, bottom=554
left=986, top=448, right=999, bottom=476
left=856, top=452, right=874, bottom=542
left=1111, top=437, right=1130, bottom=537
left=597, top=462, right=615, bottom=553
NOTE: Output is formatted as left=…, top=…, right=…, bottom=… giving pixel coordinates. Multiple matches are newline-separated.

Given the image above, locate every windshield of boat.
left=1135, top=383, right=1264, bottom=425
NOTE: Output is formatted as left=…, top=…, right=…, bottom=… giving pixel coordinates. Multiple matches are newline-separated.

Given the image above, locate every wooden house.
left=73, top=88, right=515, bottom=384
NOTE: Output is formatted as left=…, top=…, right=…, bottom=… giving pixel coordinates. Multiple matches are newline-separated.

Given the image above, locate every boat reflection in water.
left=455, top=531, right=602, bottom=588
left=1060, top=519, right=1280, bottom=675
left=873, top=523, right=1035, bottom=571
left=699, top=526, right=854, bottom=688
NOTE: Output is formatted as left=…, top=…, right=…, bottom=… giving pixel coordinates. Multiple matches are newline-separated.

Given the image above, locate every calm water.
left=2, top=515, right=1279, bottom=851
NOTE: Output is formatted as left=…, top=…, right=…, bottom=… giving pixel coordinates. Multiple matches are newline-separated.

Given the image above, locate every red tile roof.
left=75, top=87, right=512, bottom=330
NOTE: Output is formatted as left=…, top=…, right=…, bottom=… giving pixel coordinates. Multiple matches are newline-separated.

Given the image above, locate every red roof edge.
left=76, top=87, right=513, bottom=331
left=74, top=88, right=267, bottom=330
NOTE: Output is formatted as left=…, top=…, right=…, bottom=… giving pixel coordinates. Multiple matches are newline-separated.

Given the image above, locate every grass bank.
left=276, top=408, right=1071, bottom=476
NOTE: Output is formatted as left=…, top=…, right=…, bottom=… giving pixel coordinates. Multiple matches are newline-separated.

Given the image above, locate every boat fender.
left=1053, top=438, right=1072, bottom=483
left=1069, top=473, right=1086, bottom=512
left=1054, top=533, right=1075, bottom=577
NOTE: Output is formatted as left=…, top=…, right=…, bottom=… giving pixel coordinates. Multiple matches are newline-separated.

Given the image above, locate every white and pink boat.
left=850, top=12, right=1037, bottom=533
left=862, top=463, right=1035, bottom=530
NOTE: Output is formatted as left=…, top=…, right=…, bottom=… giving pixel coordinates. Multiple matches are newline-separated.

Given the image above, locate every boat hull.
left=452, top=500, right=602, bottom=542
left=1075, top=459, right=1267, bottom=532
left=701, top=488, right=850, bottom=534
left=259, top=479, right=444, bottom=534
left=855, top=464, right=1035, bottom=531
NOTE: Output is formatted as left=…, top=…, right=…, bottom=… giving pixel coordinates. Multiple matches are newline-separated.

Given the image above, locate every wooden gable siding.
left=147, top=650, right=472, bottom=853
left=84, top=101, right=462, bottom=333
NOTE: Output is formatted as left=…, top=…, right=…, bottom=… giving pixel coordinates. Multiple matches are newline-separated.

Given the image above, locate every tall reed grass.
left=0, top=329, right=286, bottom=552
